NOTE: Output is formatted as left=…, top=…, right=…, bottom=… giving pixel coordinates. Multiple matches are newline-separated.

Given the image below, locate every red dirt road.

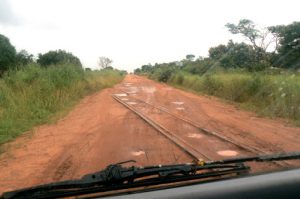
left=1, top=75, right=300, bottom=194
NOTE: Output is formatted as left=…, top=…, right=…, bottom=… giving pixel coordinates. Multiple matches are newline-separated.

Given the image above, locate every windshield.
left=0, top=0, right=300, bottom=197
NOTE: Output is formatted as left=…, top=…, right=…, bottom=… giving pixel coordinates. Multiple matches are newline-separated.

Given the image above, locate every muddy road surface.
left=1, top=75, right=300, bottom=194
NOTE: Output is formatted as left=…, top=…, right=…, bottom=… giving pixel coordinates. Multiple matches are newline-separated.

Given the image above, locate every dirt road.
left=1, top=75, right=300, bottom=194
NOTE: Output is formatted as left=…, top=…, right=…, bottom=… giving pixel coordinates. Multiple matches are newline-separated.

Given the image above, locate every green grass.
left=0, top=64, right=124, bottom=145
left=168, top=71, right=300, bottom=125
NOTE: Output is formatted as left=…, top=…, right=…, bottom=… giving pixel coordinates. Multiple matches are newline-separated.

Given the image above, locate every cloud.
left=0, top=0, right=20, bottom=26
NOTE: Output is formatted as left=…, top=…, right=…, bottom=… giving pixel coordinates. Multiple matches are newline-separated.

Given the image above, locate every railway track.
left=119, top=89, right=279, bottom=156
left=112, top=88, right=289, bottom=168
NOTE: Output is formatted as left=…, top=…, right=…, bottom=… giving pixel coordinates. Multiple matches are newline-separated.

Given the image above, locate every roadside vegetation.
left=134, top=19, right=300, bottom=124
left=0, top=34, right=124, bottom=145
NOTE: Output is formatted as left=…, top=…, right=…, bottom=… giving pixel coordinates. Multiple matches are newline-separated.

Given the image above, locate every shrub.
left=0, top=64, right=123, bottom=144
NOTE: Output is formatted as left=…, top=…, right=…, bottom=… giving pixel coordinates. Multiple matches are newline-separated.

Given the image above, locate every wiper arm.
left=2, top=151, right=300, bottom=199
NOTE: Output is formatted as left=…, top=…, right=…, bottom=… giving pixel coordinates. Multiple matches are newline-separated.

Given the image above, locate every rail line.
left=112, top=95, right=207, bottom=161
left=120, top=89, right=292, bottom=156
left=120, top=89, right=270, bottom=155
left=113, top=90, right=289, bottom=168
left=113, top=94, right=253, bottom=162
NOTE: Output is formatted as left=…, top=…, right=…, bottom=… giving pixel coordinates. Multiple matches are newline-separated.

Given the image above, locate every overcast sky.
left=0, top=0, right=299, bottom=71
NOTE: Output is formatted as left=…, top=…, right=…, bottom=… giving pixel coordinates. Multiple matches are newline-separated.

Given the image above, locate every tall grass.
left=0, top=64, right=124, bottom=144
left=168, top=71, right=300, bottom=124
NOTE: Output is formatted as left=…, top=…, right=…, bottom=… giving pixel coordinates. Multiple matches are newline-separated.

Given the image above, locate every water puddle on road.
left=124, top=83, right=133, bottom=87
left=172, top=101, right=184, bottom=105
left=187, top=133, right=203, bottom=139
left=217, top=150, right=238, bottom=157
left=127, top=91, right=137, bottom=94
left=127, top=102, right=137, bottom=105
left=131, top=150, right=145, bottom=156
left=127, top=90, right=137, bottom=94
left=114, top=93, right=127, bottom=97
left=142, top=86, right=156, bottom=94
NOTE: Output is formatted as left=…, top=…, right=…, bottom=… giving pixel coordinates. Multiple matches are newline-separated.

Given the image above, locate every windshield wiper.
left=2, top=151, right=300, bottom=199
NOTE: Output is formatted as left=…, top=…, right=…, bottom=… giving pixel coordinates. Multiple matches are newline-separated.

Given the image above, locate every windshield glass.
left=0, top=0, right=300, bottom=196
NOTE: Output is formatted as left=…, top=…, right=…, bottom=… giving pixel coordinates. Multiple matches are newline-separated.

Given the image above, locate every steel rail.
left=112, top=95, right=210, bottom=161
left=119, top=89, right=289, bottom=168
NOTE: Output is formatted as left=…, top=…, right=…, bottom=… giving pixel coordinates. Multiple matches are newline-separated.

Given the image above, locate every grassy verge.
left=167, top=71, right=300, bottom=125
left=0, top=64, right=124, bottom=145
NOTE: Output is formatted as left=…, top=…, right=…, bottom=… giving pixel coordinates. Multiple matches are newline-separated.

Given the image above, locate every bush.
left=37, top=50, right=82, bottom=67
left=0, top=64, right=124, bottom=144
left=167, top=71, right=300, bottom=124
left=0, top=34, right=16, bottom=74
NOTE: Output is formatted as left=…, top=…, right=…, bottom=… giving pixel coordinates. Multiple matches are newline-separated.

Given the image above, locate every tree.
left=37, top=50, right=82, bottom=67
left=209, top=44, right=228, bottom=60
left=226, top=19, right=277, bottom=53
left=0, top=34, right=16, bottom=73
left=208, top=40, right=267, bottom=71
left=185, top=54, right=195, bottom=61
left=141, top=64, right=153, bottom=73
left=226, top=19, right=260, bottom=49
left=98, top=56, right=113, bottom=69
left=269, top=22, right=300, bottom=68
left=16, top=50, right=34, bottom=67
left=134, top=68, right=141, bottom=74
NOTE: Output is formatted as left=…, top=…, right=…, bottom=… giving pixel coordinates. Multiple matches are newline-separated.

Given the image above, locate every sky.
left=0, top=0, right=299, bottom=72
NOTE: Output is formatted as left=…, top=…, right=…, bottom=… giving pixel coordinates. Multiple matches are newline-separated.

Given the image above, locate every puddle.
left=217, top=150, right=238, bottom=157
left=142, top=86, right=156, bottom=93
left=127, top=90, right=137, bottom=94
left=124, top=83, right=133, bottom=87
left=114, top=93, right=127, bottom=97
left=187, top=133, right=202, bottom=139
left=121, top=98, right=129, bottom=101
left=131, top=150, right=145, bottom=156
left=172, top=101, right=184, bottom=105
left=127, top=86, right=138, bottom=94
left=176, top=107, right=185, bottom=110
left=127, top=102, right=137, bottom=105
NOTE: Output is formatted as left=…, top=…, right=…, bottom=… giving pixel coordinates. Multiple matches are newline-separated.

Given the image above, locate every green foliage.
left=16, top=50, right=34, bottom=67
left=37, top=50, right=82, bottom=67
left=157, top=68, right=174, bottom=82
left=182, top=58, right=214, bottom=75
left=185, top=54, right=195, bottom=61
left=134, top=19, right=300, bottom=124
left=225, top=19, right=260, bottom=49
left=98, top=56, right=113, bottom=69
left=119, top=70, right=128, bottom=75
left=209, top=44, right=227, bottom=60
left=134, top=68, right=141, bottom=74
left=270, top=22, right=300, bottom=69
left=209, top=40, right=269, bottom=71
left=168, top=71, right=300, bottom=124
left=0, top=34, right=16, bottom=73
left=0, top=64, right=123, bottom=144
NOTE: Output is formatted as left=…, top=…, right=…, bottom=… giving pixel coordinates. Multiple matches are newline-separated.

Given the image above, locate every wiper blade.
left=2, top=151, right=300, bottom=199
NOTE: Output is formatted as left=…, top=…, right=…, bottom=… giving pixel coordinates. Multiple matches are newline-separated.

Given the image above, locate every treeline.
left=134, top=19, right=300, bottom=81
left=133, top=19, right=300, bottom=124
left=0, top=34, right=84, bottom=75
left=0, top=34, right=125, bottom=145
